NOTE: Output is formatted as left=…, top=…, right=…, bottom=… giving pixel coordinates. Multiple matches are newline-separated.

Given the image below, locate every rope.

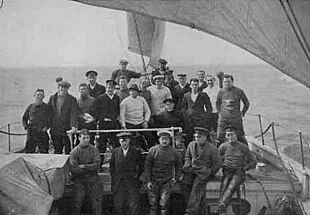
left=0, top=129, right=26, bottom=136
left=0, top=0, right=4, bottom=10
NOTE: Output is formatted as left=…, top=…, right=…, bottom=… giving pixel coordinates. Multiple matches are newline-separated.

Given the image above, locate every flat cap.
left=153, top=75, right=165, bottom=80
left=58, top=80, right=71, bottom=88
left=157, top=129, right=172, bottom=137
left=158, top=58, right=168, bottom=64
left=177, top=74, right=187, bottom=78
left=120, top=59, right=129, bottom=65
left=225, top=125, right=237, bottom=132
left=106, top=79, right=117, bottom=86
left=117, top=132, right=131, bottom=138
left=163, top=98, right=176, bottom=104
left=164, top=69, right=173, bottom=75
left=128, top=83, right=140, bottom=92
left=85, top=70, right=98, bottom=77
left=194, top=127, right=209, bottom=135
left=55, top=77, right=63, bottom=83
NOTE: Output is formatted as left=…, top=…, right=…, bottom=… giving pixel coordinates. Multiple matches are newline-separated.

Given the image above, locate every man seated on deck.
left=110, top=132, right=144, bottom=215
left=182, top=127, right=222, bottom=215
left=217, top=125, right=257, bottom=214
left=48, top=80, right=78, bottom=154
left=111, top=59, right=147, bottom=84
left=144, top=129, right=183, bottom=215
left=69, top=129, right=101, bottom=215
left=216, top=74, right=250, bottom=146
left=22, top=89, right=51, bottom=153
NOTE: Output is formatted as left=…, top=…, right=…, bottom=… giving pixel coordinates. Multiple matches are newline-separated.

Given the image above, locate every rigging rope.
left=0, top=0, right=3, bottom=10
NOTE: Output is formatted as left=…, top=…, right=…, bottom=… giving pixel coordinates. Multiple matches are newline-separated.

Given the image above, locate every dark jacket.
left=48, top=93, right=78, bottom=136
left=174, top=83, right=191, bottom=110
left=155, top=110, right=184, bottom=129
left=198, top=81, right=208, bottom=92
left=93, top=93, right=120, bottom=123
left=88, top=83, right=106, bottom=99
left=110, top=146, right=143, bottom=193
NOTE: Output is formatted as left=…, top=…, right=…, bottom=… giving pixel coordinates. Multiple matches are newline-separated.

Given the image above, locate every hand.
left=142, top=121, right=148, bottom=128
left=147, top=181, right=154, bottom=190
left=78, top=164, right=85, bottom=169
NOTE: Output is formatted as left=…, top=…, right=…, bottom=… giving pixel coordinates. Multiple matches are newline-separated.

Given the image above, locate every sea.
left=1, top=64, right=310, bottom=166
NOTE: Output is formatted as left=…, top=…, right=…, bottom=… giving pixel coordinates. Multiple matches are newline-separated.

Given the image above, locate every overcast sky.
left=0, top=0, right=263, bottom=68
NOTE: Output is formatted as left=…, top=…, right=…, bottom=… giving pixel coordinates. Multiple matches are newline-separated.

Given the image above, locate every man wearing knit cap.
left=85, top=70, right=106, bottom=99
left=110, top=132, right=143, bottom=215
left=217, top=125, right=256, bottom=214
left=183, top=127, right=222, bottom=215
left=48, top=80, right=78, bottom=154
left=144, top=129, right=182, bottom=215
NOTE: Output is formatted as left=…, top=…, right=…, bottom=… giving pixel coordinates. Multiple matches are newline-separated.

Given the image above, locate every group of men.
left=21, top=58, right=255, bottom=214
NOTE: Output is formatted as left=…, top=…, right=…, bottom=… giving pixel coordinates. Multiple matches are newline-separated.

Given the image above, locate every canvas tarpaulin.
left=72, top=0, right=310, bottom=89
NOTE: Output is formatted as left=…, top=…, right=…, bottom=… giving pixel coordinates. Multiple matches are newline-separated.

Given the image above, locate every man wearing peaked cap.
left=58, top=80, right=71, bottom=88
left=144, top=128, right=182, bottom=215
left=182, top=126, right=222, bottom=215
left=86, top=70, right=106, bottom=99
left=110, top=130, right=143, bottom=215
left=175, top=74, right=191, bottom=111
left=158, top=58, right=168, bottom=65
left=111, top=59, right=147, bottom=84
left=55, top=77, right=63, bottom=83
left=106, top=79, right=117, bottom=86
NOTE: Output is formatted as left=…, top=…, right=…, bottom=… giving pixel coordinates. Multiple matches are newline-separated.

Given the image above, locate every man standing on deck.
left=181, top=78, right=212, bottom=145
left=49, top=80, right=78, bottom=154
left=174, top=74, right=191, bottom=111
left=115, top=77, right=130, bottom=103
left=216, top=74, right=250, bottom=145
left=182, top=127, right=222, bottom=215
left=93, top=79, right=120, bottom=152
left=22, top=89, right=51, bottom=153
left=111, top=59, right=146, bottom=84
left=110, top=132, right=144, bottom=215
left=151, top=58, right=170, bottom=84
left=69, top=129, right=101, bottom=215
left=217, top=126, right=256, bottom=214
left=86, top=70, right=106, bottom=99
left=139, top=78, right=152, bottom=107
left=197, top=70, right=208, bottom=92
left=77, top=83, right=96, bottom=144
left=144, top=129, right=183, bottom=215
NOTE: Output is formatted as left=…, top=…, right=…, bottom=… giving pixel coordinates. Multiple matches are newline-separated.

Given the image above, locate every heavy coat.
left=88, top=83, right=106, bottom=99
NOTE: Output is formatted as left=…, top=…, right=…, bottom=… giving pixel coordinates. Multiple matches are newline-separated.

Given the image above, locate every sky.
left=0, top=0, right=263, bottom=68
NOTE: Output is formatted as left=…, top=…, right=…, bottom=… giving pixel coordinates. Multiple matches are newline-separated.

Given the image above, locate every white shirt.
left=106, top=93, right=115, bottom=100
left=147, top=85, right=172, bottom=116
left=122, top=148, right=128, bottom=157
left=191, top=92, right=198, bottom=102
left=203, top=85, right=219, bottom=113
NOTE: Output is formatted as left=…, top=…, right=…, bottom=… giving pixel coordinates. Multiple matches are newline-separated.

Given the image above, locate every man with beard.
left=86, top=70, right=106, bottom=99
left=48, top=80, right=78, bottom=154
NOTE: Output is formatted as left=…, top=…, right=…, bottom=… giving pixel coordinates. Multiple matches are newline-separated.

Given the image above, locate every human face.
left=58, top=85, right=69, bottom=96
left=194, top=133, right=207, bottom=145
left=79, top=134, right=90, bottom=145
left=155, top=78, right=164, bottom=87
left=159, top=63, right=166, bottom=70
left=141, top=79, right=150, bottom=90
left=198, top=71, right=205, bottom=81
left=165, top=73, right=172, bottom=81
left=79, top=85, right=89, bottom=97
left=129, top=89, right=138, bottom=98
left=223, top=77, right=233, bottom=89
left=190, top=81, right=198, bottom=93
left=119, top=79, right=128, bottom=90
left=106, top=84, right=115, bottom=95
left=225, top=131, right=237, bottom=143
left=34, top=91, right=44, bottom=103
left=206, top=76, right=214, bottom=87
left=165, top=102, right=175, bottom=112
left=159, top=135, right=171, bottom=148
left=87, top=74, right=97, bottom=85
left=119, top=137, right=130, bottom=150
left=179, top=77, right=187, bottom=86
left=120, top=63, right=127, bottom=70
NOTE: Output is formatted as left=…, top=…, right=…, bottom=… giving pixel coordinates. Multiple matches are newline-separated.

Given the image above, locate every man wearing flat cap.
left=147, top=75, right=172, bottom=122
left=151, top=58, right=170, bottom=85
left=217, top=126, right=256, bottom=214
left=110, top=132, right=144, bottom=215
left=144, top=129, right=182, bottom=215
left=111, top=59, right=146, bottom=84
left=183, top=127, right=222, bottom=215
left=85, top=70, right=106, bottom=99
left=48, top=80, right=78, bottom=154
left=174, top=74, right=191, bottom=111
left=93, top=79, right=120, bottom=152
